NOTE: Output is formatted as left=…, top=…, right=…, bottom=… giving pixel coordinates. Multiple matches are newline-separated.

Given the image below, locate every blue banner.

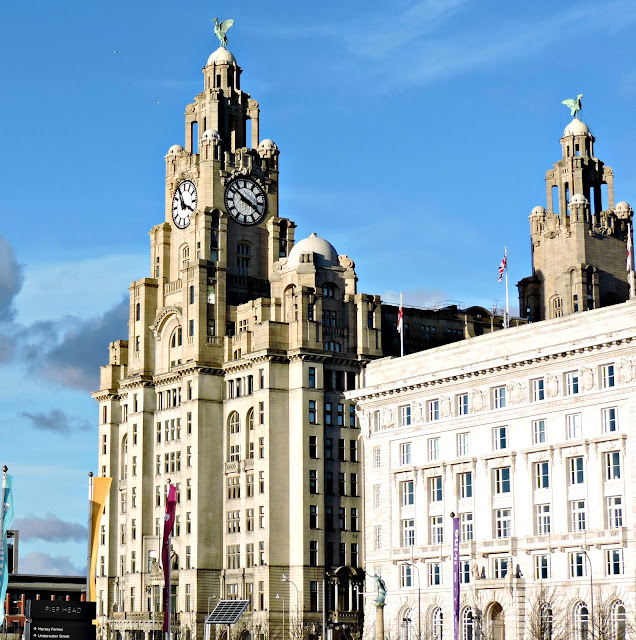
left=0, top=474, right=14, bottom=628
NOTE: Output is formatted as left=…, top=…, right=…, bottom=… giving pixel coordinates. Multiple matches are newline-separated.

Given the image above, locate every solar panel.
left=206, top=600, right=250, bottom=625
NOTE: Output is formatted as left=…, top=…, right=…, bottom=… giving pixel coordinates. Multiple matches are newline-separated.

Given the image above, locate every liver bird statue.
left=213, top=17, right=234, bottom=48
left=562, top=94, right=583, bottom=118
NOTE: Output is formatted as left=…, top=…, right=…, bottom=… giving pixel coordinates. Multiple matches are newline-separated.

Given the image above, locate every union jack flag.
left=498, top=252, right=507, bottom=283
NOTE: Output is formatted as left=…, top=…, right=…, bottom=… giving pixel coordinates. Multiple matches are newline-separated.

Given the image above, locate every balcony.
left=164, top=279, right=182, bottom=295
left=225, top=461, right=239, bottom=474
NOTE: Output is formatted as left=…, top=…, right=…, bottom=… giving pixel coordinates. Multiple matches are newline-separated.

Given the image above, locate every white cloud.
left=14, top=253, right=146, bottom=325
left=19, top=551, right=84, bottom=576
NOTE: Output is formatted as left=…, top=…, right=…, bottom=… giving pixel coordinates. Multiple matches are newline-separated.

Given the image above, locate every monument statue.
left=213, top=18, right=235, bottom=48
left=373, top=574, right=387, bottom=604
left=562, top=94, right=583, bottom=118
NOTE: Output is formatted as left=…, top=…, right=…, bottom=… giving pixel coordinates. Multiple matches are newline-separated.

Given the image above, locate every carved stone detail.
left=471, top=389, right=485, bottom=413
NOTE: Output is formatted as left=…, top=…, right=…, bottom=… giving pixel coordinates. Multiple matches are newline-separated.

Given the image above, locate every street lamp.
left=282, top=575, right=300, bottom=635
left=579, top=548, right=594, bottom=636
left=402, top=562, right=421, bottom=640
left=277, top=594, right=286, bottom=639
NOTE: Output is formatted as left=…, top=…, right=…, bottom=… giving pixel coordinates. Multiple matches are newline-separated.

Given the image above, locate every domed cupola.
left=561, top=118, right=595, bottom=159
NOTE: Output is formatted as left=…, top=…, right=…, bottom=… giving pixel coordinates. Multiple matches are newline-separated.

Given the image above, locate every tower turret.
left=518, top=118, right=632, bottom=321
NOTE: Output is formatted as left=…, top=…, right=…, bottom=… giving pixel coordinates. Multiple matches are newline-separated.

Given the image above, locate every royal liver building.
left=92, top=33, right=382, bottom=640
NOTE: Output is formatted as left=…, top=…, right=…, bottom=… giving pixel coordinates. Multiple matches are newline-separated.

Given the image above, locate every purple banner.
left=452, top=517, right=460, bottom=640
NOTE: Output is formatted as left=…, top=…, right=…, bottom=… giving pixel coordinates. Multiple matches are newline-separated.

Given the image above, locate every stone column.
left=375, top=603, right=385, bottom=640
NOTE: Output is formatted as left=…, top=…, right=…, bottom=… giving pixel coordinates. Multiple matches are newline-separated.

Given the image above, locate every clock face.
left=224, top=176, right=267, bottom=226
left=172, top=180, right=198, bottom=229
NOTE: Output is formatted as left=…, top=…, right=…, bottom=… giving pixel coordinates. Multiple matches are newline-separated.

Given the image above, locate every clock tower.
left=94, top=35, right=382, bottom=640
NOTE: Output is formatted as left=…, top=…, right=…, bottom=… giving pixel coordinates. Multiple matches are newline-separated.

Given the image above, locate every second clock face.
left=224, top=177, right=267, bottom=225
left=172, top=180, right=197, bottom=229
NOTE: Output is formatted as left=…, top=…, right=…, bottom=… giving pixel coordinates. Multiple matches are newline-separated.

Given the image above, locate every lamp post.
left=277, top=594, right=286, bottom=639
left=402, top=562, right=420, bottom=640
left=580, top=548, right=594, bottom=637
left=282, top=575, right=300, bottom=638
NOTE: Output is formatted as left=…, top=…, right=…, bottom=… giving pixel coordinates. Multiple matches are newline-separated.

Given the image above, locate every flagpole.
left=1, top=466, right=6, bottom=627
left=628, top=223, right=635, bottom=299
left=504, top=247, right=510, bottom=329
left=399, top=292, right=404, bottom=357
left=87, top=472, right=93, bottom=601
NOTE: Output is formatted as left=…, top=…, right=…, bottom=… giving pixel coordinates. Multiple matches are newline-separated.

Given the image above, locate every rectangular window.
left=459, top=472, right=472, bottom=499
left=372, top=411, right=381, bottom=432
left=428, top=562, right=442, bottom=586
left=338, top=507, right=346, bottom=530
left=309, top=505, right=318, bottom=529
left=607, top=496, right=623, bottom=528
left=349, top=439, right=358, bottom=462
left=373, top=447, right=381, bottom=468
left=493, top=425, right=507, bottom=450
left=259, top=506, right=265, bottom=528
left=401, top=480, right=414, bottom=506
left=532, top=378, right=545, bottom=402
left=309, top=541, right=318, bottom=566
left=569, top=552, right=587, bottom=578
left=308, top=367, right=316, bottom=388
left=601, top=364, right=615, bottom=389
left=351, top=508, right=358, bottom=531
left=493, top=386, right=506, bottom=409
left=309, top=470, right=317, bottom=494
left=565, top=371, right=579, bottom=395
left=310, top=581, right=319, bottom=612
left=428, top=399, right=440, bottom=421
left=259, top=471, right=265, bottom=493
left=259, top=401, right=264, bottom=425
left=324, top=402, right=332, bottom=426
left=338, top=472, right=346, bottom=495
left=308, top=400, right=317, bottom=424
left=570, top=500, right=586, bottom=531
left=602, top=407, right=618, bottom=433
left=534, top=554, right=551, bottom=579
left=325, top=437, right=333, bottom=460
left=536, top=504, right=551, bottom=535
left=460, top=512, right=473, bottom=542
left=457, top=432, right=469, bottom=456
left=400, top=564, right=413, bottom=587
left=188, top=319, right=194, bottom=336
left=493, top=557, right=511, bottom=578
left=402, top=519, right=415, bottom=546
left=535, top=461, right=550, bottom=489
left=337, top=404, right=345, bottom=426
left=460, top=560, right=471, bottom=584
left=457, top=393, right=469, bottom=416
left=430, top=476, right=443, bottom=502
left=349, top=404, right=356, bottom=427
left=309, top=436, right=318, bottom=459
left=532, top=419, right=546, bottom=444
left=400, top=442, right=412, bottom=465
left=569, top=457, right=584, bottom=484
left=400, top=405, right=411, bottom=427
left=373, top=484, right=381, bottom=509
left=606, top=549, right=624, bottom=576
left=495, top=509, right=512, bottom=538
left=428, top=437, right=439, bottom=461
left=430, top=516, right=444, bottom=544
left=605, top=451, right=621, bottom=480
left=494, top=467, right=510, bottom=494
left=566, top=413, right=582, bottom=439
left=338, top=439, right=346, bottom=461
left=374, top=525, right=382, bottom=550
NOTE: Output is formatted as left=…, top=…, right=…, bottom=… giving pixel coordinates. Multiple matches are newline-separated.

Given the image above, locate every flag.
left=162, top=483, right=178, bottom=632
left=0, top=473, right=14, bottom=628
left=397, top=293, right=404, bottom=334
left=89, top=477, right=112, bottom=602
left=452, top=516, right=460, bottom=640
left=498, top=251, right=507, bottom=283
left=627, top=223, right=633, bottom=272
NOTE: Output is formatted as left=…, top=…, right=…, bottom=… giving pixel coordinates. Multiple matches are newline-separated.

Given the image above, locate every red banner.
left=162, top=484, right=177, bottom=632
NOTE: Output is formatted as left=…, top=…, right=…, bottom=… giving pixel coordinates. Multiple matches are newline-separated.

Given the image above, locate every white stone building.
left=349, top=301, right=636, bottom=640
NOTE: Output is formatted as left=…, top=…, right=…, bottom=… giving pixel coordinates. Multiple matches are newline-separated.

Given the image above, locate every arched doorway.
left=490, top=603, right=505, bottom=640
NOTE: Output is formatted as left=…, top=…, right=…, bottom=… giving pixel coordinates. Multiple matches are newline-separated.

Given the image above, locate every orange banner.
left=89, top=477, right=112, bottom=602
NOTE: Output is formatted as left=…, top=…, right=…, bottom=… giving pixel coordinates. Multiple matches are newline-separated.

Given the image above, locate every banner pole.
left=87, top=472, right=93, bottom=601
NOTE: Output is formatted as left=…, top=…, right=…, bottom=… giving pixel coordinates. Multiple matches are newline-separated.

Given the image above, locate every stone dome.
left=563, top=118, right=590, bottom=137
left=201, top=129, right=221, bottom=142
left=530, top=206, right=547, bottom=216
left=615, top=201, right=633, bottom=218
left=570, top=194, right=588, bottom=205
left=286, top=233, right=339, bottom=269
left=258, top=139, right=278, bottom=151
left=207, top=47, right=236, bottom=66
left=167, top=144, right=184, bottom=155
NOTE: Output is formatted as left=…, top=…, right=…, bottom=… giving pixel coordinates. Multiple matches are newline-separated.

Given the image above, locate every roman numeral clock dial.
left=224, top=176, right=267, bottom=225
left=172, top=180, right=197, bottom=229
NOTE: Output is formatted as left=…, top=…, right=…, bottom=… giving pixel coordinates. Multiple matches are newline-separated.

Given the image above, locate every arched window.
left=189, top=285, right=195, bottom=305
left=324, top=341, right=342, bottom=352
left=135, top=303, right=140, bottom=321
left=183, top=246, right=190, bottom=259
left=612, top=602, right=626, bottom=640
left=432, top=608, right=443, bottom=640
left=574, top=602, right=589, bottom=640
left=400, top=608, right=413, bottom=640
left=462, top=608, right=474, bottom=640
left=228, top=411, right=240, bottom=434
left=247, top=408, right=254, bottom=431
left=551, top=296, right=563, bottom=318
left=541, top=605, right=553, bottom=640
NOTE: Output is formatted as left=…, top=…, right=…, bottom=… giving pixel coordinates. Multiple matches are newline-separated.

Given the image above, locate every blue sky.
left=1, top=0, right=635, bottom=574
